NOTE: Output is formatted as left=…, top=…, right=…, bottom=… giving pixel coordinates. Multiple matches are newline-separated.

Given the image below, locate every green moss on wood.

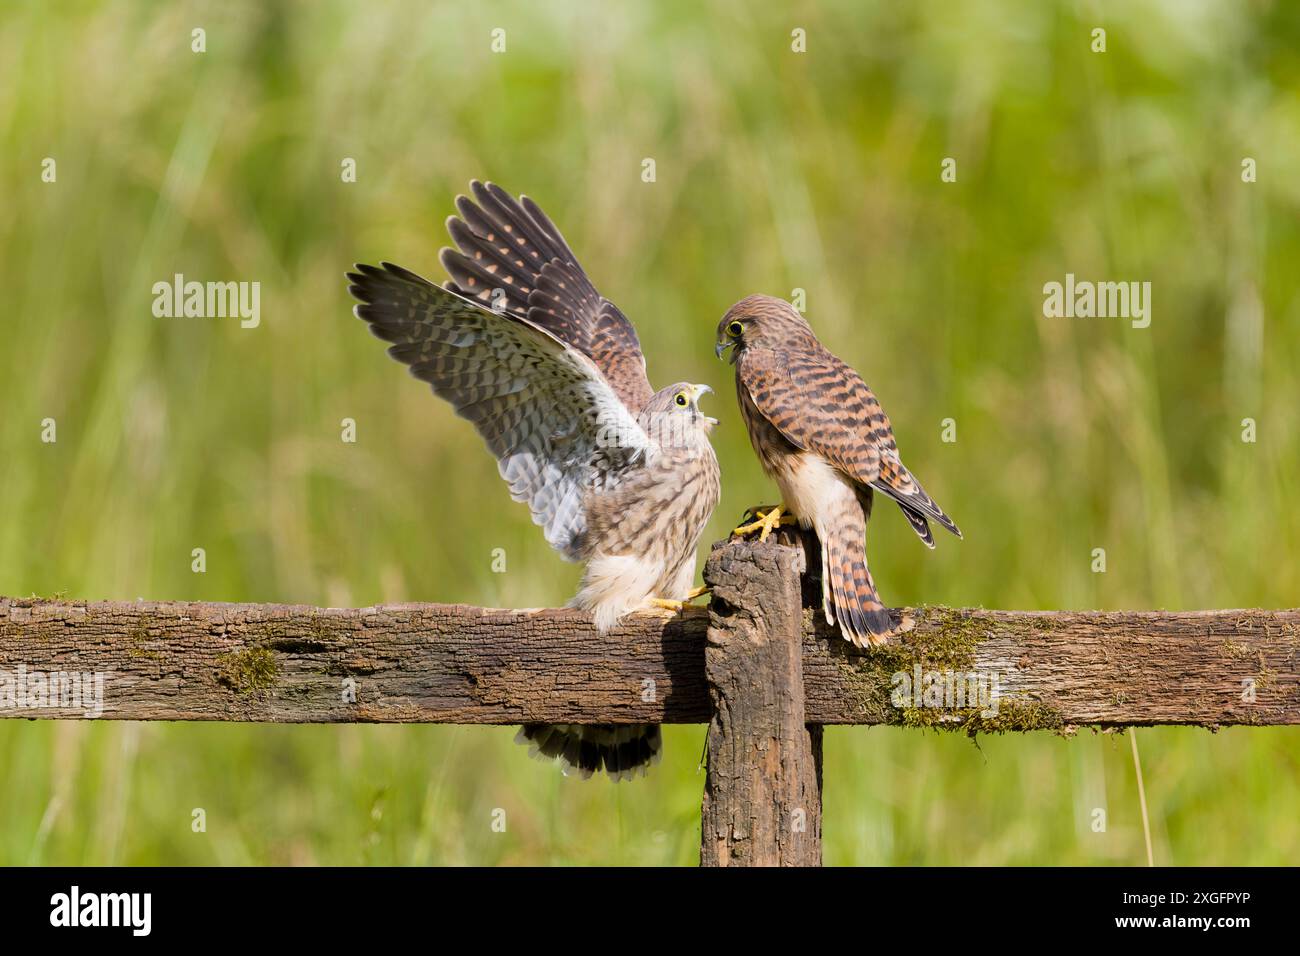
left=217, top=647, right=278, bottom=693
left=900, top=699, right=1066, bottom=736
left=119, top=624, right=164, bottom=660
left=830, top=606, right=1063, bottom=730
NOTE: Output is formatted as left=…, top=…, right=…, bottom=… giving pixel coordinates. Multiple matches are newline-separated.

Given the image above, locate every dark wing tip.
left=484, top=181, right=513, bottom=203
left=934, top=510, right=962, bottom=539
left=347, top=261, right=384, bottom=281
left=899, top=503, right=936, bottom=549
left=376, top=261, right=431, bottom=284
left=346, top=263, right=387, bottom=306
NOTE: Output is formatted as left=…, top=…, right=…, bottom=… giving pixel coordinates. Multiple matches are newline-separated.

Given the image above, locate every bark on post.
left=700, top=529, right=823, bottom=867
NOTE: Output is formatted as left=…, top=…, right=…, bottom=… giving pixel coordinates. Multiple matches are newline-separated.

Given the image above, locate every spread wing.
left=739, top=347, right=960, bottom=539
left=348, top=261, right=653, bottom=561
left=438, top=181, right=655, bottom=413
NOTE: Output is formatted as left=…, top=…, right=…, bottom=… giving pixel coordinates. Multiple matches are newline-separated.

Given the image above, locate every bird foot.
left=639, top=599, right=696, bottom=621
left=732, top=504, right=794, bottom=542
left=646, top=588, right=711, bottom=615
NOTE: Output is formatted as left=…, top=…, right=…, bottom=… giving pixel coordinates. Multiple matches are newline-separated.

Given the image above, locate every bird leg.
left=648, top=586, right=712, bottom=612
left=650, top=587, right=711, bottom=612
left=732, top=503, right=795, bottom=542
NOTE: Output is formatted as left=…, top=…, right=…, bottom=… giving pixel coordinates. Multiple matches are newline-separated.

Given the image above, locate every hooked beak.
left=691, top=383, right=719, bottom=427
left=714, top=340, right=731, bottom=361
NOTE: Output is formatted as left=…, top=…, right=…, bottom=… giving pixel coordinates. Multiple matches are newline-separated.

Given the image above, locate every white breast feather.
left=774, top=452, right=859, bottom=627
left=569, top=553, right=666, bottom=632
left=776, top=452, right=856, bottom=527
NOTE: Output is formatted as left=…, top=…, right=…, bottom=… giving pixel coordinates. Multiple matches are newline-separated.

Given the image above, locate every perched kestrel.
left=348, top=182, right=720, bottom=778
left=716, top=294, right=960, bottom=647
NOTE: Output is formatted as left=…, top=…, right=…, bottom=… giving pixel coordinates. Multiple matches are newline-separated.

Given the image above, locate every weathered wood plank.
left=701, top=537, right=822, bottom=866
left=0, top=599, right=710, bottom=723
left=0, top=577, right=1295, bottom=726
left=800, top=607, right=1299, bottom=729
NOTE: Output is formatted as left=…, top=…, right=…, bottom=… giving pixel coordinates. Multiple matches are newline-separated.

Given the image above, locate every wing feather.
left=738, top=347, right=884, bottom=483
left=348, top=262, right=651, bottom=560
left=439, top=181, right=655, bottom=412
left=739, top=347, right=960, bottom=539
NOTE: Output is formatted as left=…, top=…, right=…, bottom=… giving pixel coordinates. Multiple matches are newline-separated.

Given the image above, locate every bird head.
left=640, top=382, right=717, bottom=445
left=715, top=294, right=814, bottom=362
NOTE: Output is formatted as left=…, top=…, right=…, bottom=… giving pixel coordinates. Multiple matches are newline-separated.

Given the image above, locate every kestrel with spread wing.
left=348, top=182, right=720, bottom=778
left=716, top=294, right=960, bottom=647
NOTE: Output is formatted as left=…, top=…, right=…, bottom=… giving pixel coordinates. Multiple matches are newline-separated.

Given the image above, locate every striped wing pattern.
left=738, top=347, right=960, bottom=540
left=439, top=181, right=655, bottom=413
left=347, top=261, right=651, bottom=561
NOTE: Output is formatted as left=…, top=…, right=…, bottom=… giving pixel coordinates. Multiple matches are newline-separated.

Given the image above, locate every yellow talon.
left=732, top=504, right=793, bottom=542
left=649, top=588, right=710, bottom=613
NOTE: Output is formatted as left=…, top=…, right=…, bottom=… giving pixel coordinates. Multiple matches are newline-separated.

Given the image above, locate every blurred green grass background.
left=2, top=0, right=1298, bottom=865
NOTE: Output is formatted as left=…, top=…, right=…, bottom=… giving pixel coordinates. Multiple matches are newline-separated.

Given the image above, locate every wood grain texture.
left=700, top=536, right=822, bottom=866
left=1, top=555, right=1295, bottom=727
left=802, top=606, right=1300, bottom=729
left=0, top=599, right=708, bottom=723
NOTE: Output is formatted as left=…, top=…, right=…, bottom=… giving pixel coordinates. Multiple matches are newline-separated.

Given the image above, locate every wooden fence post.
left=700, top=530, right=823, bottom=866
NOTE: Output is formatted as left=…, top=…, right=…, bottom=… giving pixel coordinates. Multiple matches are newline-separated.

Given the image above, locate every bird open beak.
left=692, top=383, right=719, bottom=426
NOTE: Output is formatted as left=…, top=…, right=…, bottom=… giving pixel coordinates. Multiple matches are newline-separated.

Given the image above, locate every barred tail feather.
left=818, top=497, right=893, bottom=648
left=515, top=723, right=662, bottom=780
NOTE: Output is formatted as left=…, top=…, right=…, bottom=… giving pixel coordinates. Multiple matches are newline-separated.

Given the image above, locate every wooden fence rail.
left=2, top=528, right=1297, bottom=865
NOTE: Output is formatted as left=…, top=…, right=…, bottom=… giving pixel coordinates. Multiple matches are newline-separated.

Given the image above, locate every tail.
left=515, top=723, right=662, bottom=780
left=536, top=554, right=664, bottom=779
left=816, top=490, right=894, bottom=647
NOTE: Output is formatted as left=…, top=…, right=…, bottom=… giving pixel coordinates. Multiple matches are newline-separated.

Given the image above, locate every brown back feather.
left=736, top=337, right=960, bottom=540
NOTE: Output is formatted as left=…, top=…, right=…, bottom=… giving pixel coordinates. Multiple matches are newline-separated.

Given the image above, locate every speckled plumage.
left=348, top=184, right=719, bottom=778
left=718, top=294, right=960, bottom=647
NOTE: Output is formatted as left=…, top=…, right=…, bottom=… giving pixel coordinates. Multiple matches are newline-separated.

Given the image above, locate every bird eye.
left=727, top=321, right=743, bottom=337
left=674, top=391, right=688, bottom=407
